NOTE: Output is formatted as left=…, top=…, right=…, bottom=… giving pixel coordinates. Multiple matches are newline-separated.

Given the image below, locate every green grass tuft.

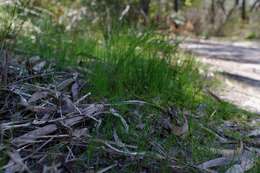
left=15, top=21, right=206, bottom=110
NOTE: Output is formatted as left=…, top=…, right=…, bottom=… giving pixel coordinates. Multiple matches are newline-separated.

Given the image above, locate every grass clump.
left=16, top=21, right=205, bottom=109
left=87, top=31, right=203, bottom=106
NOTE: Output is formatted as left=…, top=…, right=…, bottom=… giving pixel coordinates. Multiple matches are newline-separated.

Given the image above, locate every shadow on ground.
left=220, top=71, right=260, bottom=88
left=183, top=40, right=260, bottom=64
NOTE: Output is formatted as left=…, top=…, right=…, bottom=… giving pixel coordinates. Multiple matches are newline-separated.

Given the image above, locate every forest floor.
left=181, top=39, right=260, bottom=114
left=1, top=36, right=260, bottom=172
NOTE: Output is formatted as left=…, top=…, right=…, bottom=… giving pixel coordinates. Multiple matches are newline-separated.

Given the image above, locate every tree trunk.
left=210, top=0, right=216, bottom=24
left=250, top=0, right=260, bottom=11
left=235, top=0, right=240, bottom=6
left=174, top=0, right=179, bottom=12
left=140, top=0, right=150, bottom=16
left=241, top=0, right=247, bottom=20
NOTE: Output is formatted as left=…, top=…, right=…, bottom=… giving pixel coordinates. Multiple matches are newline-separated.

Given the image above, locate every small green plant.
left=246, top=32, right=257, bottom=40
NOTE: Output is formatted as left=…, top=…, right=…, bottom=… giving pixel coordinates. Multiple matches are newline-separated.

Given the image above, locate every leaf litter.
left=0, top=53, right=260, bottom=172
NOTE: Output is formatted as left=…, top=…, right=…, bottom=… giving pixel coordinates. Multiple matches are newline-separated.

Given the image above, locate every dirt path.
left=181, top=39, right=260, bottom=113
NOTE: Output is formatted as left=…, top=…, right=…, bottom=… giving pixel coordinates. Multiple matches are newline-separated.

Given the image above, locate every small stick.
left=206, top=89, right=223, bottom=102
left=97, top=163, right=117, bottom=173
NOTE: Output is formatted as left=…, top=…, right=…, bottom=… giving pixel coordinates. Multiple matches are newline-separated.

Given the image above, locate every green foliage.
left=88, top=31, right=203, bottom=105
left=15, top=14, right=205, bottom=108
left=0, top=4, right=17, bottom=43
left=246, top=32, right=258, bottom=40
left=184, top=0, right=192, bottom=6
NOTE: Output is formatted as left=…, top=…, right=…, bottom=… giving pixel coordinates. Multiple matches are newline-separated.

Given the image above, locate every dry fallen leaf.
left=17, top=91, right=56, bottom=113
left=71, top=81, right=79, bottom=101
left=239, top=151, right=256, bottom=172
left=110, top=108, right=129, bottom=133
left=62, top=95, right=77, bottom=113
left=97, top=163, right=117, bottom=173
left=225, top=164, right=243, bottom=173
left=57, top=78, right=75, bottom=91
left=72, top=128, right=89, bottom=138
left=28, top=91, right=49, bottom=103
left=198, top=157, right=231, bottom=169
left=4, top=151, right=31, bottom=173
left=209, top=141, right=243, bottom=157
left=12, top=124, right=58, bottom=147
left=32, top=61, right=46, bottom=72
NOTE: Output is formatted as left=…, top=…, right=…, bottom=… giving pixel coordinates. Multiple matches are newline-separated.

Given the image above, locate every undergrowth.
left=14, top=16, right=252, bottom=118
left=16, top=21, right=206, bottom=109
left=1, top=6, right=258, bottom=172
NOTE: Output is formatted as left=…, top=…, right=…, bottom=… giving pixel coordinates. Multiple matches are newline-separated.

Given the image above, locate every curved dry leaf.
left=198, top=157, right=231, bottom=169
left=4, top=151, right=31, bottom=173
left=202, top=149, right=256, bottom=173
left=71, top=81, right=79, bottom=101
left=119, top=5, right=130, bottom=20
left=113, top=130, right=125, bottom=148
left=97, top=163, right=117, bottom=173
left=57, top=78, right=75, bottom=91
left=29, top=56, right=41, bottom=64
left=19, top=95, right=28, bottom=106
left=110, top=108, right=129, bottom=133
left=18, top=93, right=55, bottom=113
left=62, top=95, right=78, bottom=113
left=32, top=61, right=46, bottom=72
left=26, top=105, right=56, bottom=113
left=209, top=141, right=243, bottom=157
left=209, top=148, right=238, bottom=157
left=28, top=91, right=49, bottom=103
left=225, top=164, right=243, bottom=173
left=75, top=92, right=91, bottom=105
left=4, top=160, right=21, bottom=173
left=12, top=104, right=104, bottom=147
left=12, top=124, right=58, bottom=147
left=104, top=142, right=145, bottom=156
left=64, top=104, right=104, bottom=126
left=199, top=123, right=228, bottom=143
left=240, top=151, right=256, bottom=172
left=72, top=128, right=89, bottom=138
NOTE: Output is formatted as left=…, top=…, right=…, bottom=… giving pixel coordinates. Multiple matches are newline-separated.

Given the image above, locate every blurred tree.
left=210, top=0, right=216, bottom=24
left=241, top=0, right=247, bottom=20
left=140, top=0, right=150, bottom=15
left=174, top=0, right=180, bottom=12
left=250, top=0, right=260, bottom=11
left=235, top=0, right=240, bottom=6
